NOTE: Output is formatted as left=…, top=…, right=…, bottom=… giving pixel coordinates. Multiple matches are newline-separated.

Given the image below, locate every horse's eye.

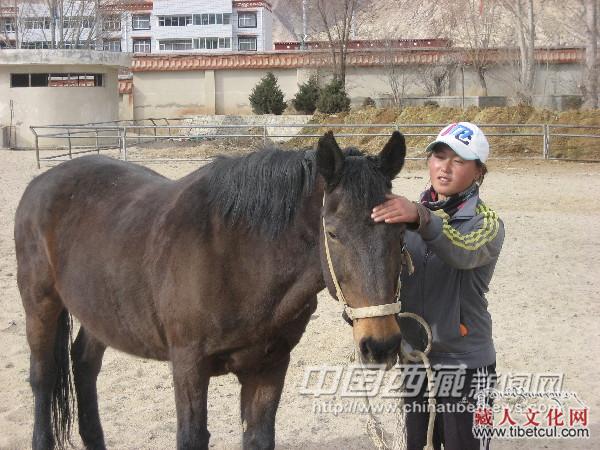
left=327, top=230, right=339, bottom=240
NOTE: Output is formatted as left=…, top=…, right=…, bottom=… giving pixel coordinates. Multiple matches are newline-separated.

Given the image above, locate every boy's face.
left=428, top=144, right=481, bottom=197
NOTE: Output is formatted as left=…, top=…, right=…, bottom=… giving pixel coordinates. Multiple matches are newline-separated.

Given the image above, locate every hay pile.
left=286, top=106, right=600, bottom=159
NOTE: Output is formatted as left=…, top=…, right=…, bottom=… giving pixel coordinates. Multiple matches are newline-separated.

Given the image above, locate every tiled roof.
left=100, top=0, right=152, bottom=12
left=131, top=47, right=585, bottom=72
left=233, top=1, right=273, bottom=12
left=274, top=38, right=452, bottom=51
left=0, top=6, right=17, bottom=15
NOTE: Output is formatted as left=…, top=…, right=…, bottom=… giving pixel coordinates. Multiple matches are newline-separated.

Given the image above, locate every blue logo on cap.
left=441, top=123, right=473, bottom=146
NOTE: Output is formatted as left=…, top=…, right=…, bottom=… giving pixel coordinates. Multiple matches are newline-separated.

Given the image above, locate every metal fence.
left=29, top=120, right=600, bottom=168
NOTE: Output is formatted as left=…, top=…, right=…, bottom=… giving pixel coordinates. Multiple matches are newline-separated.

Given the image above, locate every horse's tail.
left=52, top=308, right=75, bottom=450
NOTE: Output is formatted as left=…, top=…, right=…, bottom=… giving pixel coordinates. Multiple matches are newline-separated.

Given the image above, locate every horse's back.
left=15, top=156, right=174, bottom=359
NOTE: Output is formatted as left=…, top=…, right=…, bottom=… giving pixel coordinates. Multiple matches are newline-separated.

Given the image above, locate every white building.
left=0, top=0, right=273, bottom=54
left=0, top=49, right=130, bottom=148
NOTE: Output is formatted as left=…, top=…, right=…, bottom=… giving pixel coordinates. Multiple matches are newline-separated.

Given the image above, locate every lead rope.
left=322, top=196, right=436, bottom=450
left=355, top=313, right=436, bottom=450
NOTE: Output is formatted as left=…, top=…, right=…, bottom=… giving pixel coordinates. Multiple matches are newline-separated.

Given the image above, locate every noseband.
left=322, top=195, right=414, bottom=323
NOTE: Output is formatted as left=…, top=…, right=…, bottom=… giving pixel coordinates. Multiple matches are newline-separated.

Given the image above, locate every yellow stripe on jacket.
left=438, top=204, right=501, bottom=251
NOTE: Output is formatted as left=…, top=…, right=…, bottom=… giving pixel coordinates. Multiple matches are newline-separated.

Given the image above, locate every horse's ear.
left=316, top=131, right=345, bottom=189
left=378, top=131, right=406, bottom=180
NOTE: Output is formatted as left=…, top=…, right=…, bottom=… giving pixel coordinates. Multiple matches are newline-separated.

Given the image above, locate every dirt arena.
left=0, top=149, right=599, bottom=449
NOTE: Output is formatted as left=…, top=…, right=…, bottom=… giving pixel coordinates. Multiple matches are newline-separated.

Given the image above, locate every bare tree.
left=583, top=0, right=598, bottom=107
left=314, top=0, right=364, bottom=86
left=419, top=63, right=455, bottom=97
left=381, top=45, right=405, bottom=107
left=0, top=0, right=19, bottom=48
left=382, top=54, right=413, bottom=107
left=433, top=0, right=502, bottom=96
left=500, top=0, right=537, bottom=104
left=2, top=0, right=127, bottom=50
left=374, top=2, right=438, bottom=105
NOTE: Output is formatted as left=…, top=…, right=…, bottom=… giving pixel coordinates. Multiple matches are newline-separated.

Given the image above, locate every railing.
left=29, top=121, right=600, bottom=168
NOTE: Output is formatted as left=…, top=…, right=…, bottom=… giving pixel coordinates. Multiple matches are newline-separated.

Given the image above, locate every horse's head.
left=316, top=131, right=407, bottom=368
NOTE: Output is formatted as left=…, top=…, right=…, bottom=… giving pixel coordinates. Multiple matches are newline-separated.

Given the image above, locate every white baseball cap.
left=425, top=122, right=490, bottom=163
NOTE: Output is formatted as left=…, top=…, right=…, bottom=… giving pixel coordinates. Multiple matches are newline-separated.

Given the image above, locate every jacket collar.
left=452, top=192, right=480, bottom=219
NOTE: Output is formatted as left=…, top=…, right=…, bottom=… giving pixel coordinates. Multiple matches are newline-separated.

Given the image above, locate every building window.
left=102, top=39, right=121, bottom=52
left=10, top=73, right=103, bottom=88
left=3, top=18, right=15, bottom=32
left=194, top=37, right=220, bottom=49
left=158, top=15, right=192, bottom=27
left=132, top=14, right=150, bottom=30
left=30, top=73, right=49, bottom=87
left=23, top=17, right=51, bottom=30
left=59, top=41, right=88, bottom=50
left=133, top=38, right=151, bottom=53
left=193, top=13, right=231, bottom=26
left=159, top=39, right=193, bottom=51
left=103, top=15, right=121, bottom=32
left=62, top=41, right=95, bottom=50
left=20, top=41, right=51, bottom=49
left=238, top=12, right=257, bottom=28
left=63, top=17, right=93, bottom=29
left=218, top=37, right=231, bottom=49
left=238, top=36, right=257, bottom=51
left=10, top=74, right=29, bottom=87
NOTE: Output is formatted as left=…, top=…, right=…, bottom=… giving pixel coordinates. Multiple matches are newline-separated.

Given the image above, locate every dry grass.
left=285, top=106, right=600, bottom=160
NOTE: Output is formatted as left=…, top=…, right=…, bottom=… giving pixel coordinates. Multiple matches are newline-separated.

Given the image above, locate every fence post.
left=165, top=118, right=171, bottom=139
left=122, top=127, right=128, bottom=161
left=67, top=128, right=72, bottom=159
left=95, top=129, right=100, bottom=154
left=150, top=118, right=158, bottom=142
left=263, top=124, right=267, bottom=146
left=544, top=124, right=550, bottom=159
left=137, top=119, right=142, bottom=145
left=35, top=133, right=40, bottom=169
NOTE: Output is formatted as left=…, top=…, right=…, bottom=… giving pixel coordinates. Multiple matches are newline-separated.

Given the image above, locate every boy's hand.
left=371, top=194, right=419, bottom=224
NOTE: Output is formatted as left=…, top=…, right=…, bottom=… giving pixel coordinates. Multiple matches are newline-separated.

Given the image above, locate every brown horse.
left=15, top=131, right=407, bottom=450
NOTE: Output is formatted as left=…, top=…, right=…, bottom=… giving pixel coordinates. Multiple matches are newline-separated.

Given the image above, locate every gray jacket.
left=399, top=192, right=505, bottom=369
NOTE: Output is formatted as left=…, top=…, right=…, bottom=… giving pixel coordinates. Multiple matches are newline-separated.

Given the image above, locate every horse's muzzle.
left=358, top=334, right=402, bottom=367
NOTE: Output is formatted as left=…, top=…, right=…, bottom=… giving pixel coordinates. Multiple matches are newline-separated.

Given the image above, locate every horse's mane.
left=203, top=146, right=391, bottom=237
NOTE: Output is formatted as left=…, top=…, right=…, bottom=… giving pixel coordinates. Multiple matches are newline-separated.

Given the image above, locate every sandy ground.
left=0, top=149, right=599, bottom=450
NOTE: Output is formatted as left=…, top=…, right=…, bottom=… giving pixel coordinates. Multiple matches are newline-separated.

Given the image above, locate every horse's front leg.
left=171, top=348, right=211, bottom=450
left=237, top=354, right=290, bottom=450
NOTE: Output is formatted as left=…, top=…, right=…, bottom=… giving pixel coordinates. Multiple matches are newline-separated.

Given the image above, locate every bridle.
left=321, top=197, right=437, bottom=450
left=321, top=194, right=414, bottom=323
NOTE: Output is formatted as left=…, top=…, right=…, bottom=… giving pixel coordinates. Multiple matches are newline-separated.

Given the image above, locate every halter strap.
left=322, top=194, right=413, bottom=321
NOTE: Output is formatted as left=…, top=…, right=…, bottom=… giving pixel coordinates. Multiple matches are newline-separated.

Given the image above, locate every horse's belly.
left=212, top=299, right=317, bottom=375
left=59, top=284, right=170, bottom=361
left=214, top=338, right=291, bottom=375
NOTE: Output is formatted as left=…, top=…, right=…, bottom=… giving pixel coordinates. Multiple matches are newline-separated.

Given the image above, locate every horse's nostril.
left=359, top=336, right=401, bottom=362
left=360, top=337, right=382, bottom=361
left=359, top=338, right=371, bottom=359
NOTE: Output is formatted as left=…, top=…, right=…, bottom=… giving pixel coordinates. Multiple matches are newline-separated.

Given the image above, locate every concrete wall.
left=119, top=92, right=134, bottom=121
left=344, top=65, right=428, bottom=103
left=0, top=64, right=120, bottom=148
left=449, top=63, right=583, bottom=97
left=133, top=70, right=209, bottom=118
left=215, top=68, right=298, bottom=114
left=126, top=61, right=587, bottom=120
